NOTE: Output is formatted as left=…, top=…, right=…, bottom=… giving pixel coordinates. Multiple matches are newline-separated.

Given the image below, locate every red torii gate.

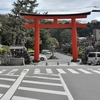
left=20, top=12, right=91, bottom=62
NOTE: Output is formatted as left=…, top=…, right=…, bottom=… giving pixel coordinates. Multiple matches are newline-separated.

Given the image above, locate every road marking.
left=78, top=69, right=92, bottom=74
left=18, top=87, right=67, bottom=95
left=34, top=69, right=40, bottom=74
left=0, top=69, right=29, bottom=100
left=56, top=69, right=66, bottom=74
left=12, top=96, right=40, bottom=100
left=59, top=74, right=74, bottom=100
left=0, top=94, right=3, bottom=98
left=1, top=74, right=19, bottom=77
left=88, top=69, right=100, bottom=74
left=46, top=68, right=53, bottom=74
left=0, top=78, right=16, bottom=81
left=21, top=69, right=29, bottom=74
left=0, top=84, right=10, bottom=88
left=22, top=80, right=63, bottom=86
left=6, top=69, right=18, bottom=75
left=26, top=75, right=60, bottom=80
left=67, top=69, right=79, bottom=74
left=34, top=73, right=59, bottom=76
left=0, top=69, right=6, bottom=74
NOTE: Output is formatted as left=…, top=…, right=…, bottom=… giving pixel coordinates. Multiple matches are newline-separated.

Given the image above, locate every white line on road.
left=59, top=74, right=74, bottom=100
left=0, top=84, right=10, bottom=88
left=67, top=69, right=79, bottom=74
left=0, top=93, right=3, bottom=98
left=33, top=73, right=59, bottom=76
left=1, top=74, right=19, bottom=77
left=56, top=69, right=66, bottom=74
left=34, top=69, right=40, bottom=74
left=21, top=69, right=29, bottom=74
left=26, top=75, right=60, bottom=80
left=22, top=80, right=63, bottom=86
left=12, top=96, right=40, bottom=100
left=18, top=87, right=67, bottom=95
left=46, top=69, right=53, bottom=74
left=0, top=69, right=6, bottom=74
left=0, top=78, right=16, bottom=81
left=0, top=69, right=29, bottom=100
left=78, top=69, right=92, bottom=74
left=6, top=69, right=18, bottom=75
left=88, top=69, right=100, bottom=74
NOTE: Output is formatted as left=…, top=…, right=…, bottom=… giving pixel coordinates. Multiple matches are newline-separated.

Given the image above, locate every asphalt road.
left=39, top=52, right=74, bottom=66
left=0, top=65, right=100, bottom=100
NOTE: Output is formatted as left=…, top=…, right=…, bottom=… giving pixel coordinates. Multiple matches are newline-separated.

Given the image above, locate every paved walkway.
left=32, top=61, right=81, bottom=66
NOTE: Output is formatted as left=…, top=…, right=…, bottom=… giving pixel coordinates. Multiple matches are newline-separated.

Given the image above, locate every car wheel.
left=97, top=61, right=100, bottom=65
left=88, top=63, right=91, bottom=65
left=40, top=57, right=44, bottom=61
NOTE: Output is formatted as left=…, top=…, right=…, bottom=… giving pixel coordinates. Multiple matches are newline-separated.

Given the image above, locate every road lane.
left=61, top=73, right=100, bottom=100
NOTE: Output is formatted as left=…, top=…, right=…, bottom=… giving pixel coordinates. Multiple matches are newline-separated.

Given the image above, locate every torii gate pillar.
left=34, top=19, right=40, bottom=61
left=72, top=18, right=78, bottom=61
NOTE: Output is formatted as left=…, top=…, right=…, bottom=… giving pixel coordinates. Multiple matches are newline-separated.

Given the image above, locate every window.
left=88, top=53, right=95, bottom=57
left=97, top=53, right=100, bottom=57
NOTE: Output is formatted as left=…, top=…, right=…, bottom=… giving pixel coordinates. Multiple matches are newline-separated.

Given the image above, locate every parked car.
left=29, top=53, right=47, bottom=61
left=87, top=52, right=100, bottom=65
left=41, top=50, right=51, bottom=55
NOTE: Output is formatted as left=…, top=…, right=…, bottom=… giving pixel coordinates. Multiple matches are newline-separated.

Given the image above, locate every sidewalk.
left=32, top=61, right=80, bottom=66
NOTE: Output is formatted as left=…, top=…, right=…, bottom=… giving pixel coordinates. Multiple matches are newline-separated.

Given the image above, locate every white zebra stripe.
left=34, top=69, right=40, bottom=74
left=56, top=69, right=66, bottom=74
left=67, top=69, right=79, bottom=74
left=78, top=69, right=92, bottom=74
left=46, top=69, right=53, bottom=74
left=12, top=96, right=40, bottom=100
left=6, top=69, right=18, bottom=75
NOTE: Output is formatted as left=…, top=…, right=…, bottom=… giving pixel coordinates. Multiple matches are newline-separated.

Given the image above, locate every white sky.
left=0, top=0, right=100, bottom=22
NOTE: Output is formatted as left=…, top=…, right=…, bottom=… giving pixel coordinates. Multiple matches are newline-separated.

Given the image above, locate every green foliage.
left=49, top=37, right=59, bottom=47
left=28, top=48, right=34, bottom=53
left=40, top=29, right=52, bottom=50
left=78, top=49, right=84, bottom=58
left=95, top=41, right=100, bottom=52
left=0, top=45, right=10, bottom=55
left=60, top=29, right=72, bottom=44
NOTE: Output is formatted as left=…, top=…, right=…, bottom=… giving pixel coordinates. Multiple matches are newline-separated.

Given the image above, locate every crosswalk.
left=0, top=71, right=68, bottom=100
left=0, top=68, right=100, bottom=100
left=0, top=68, right=100, bottom=75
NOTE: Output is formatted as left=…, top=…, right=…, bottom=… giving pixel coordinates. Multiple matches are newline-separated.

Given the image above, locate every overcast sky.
left=0, top=0, right=100, bottom=22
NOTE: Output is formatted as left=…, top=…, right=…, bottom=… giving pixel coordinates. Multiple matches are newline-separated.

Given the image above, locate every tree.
left=60, top=29, right=72, bottom=45
left=95, top=41, right=100, bottom=52
left=40, top=29, right=52, bottom=51
left=0, top=22, right=2, bottom=43
left=8, top=0, right=39, bottom=46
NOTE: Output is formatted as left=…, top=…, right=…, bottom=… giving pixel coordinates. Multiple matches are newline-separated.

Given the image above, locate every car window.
left=88, top=53, right=95, bottom=57
left=30, top=53, right=34, bottom=56
left=97, top=53, right=100, bottom=57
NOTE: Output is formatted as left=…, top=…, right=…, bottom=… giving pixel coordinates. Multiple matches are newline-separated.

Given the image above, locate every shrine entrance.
left=20, top=12, right=91, bottom=62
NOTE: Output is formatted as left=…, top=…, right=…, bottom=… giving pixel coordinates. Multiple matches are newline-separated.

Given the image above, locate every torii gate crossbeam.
left=20, top=12, right=91, bottom=62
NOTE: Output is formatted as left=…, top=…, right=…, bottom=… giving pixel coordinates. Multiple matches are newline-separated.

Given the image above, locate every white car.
left=29, top=53, right=47, bottom=61
left=87, top=52, right=100, bottom=65
left=42, top=50, right=51, bottom=55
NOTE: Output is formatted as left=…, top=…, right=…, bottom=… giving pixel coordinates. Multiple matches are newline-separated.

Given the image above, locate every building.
left=93, top=29, right=100, bottom=41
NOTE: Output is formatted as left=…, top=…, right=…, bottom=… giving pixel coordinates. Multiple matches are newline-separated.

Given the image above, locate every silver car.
left=87, top=52, right=100, bottom=65
left=29, top=53, right=47, bottom=61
